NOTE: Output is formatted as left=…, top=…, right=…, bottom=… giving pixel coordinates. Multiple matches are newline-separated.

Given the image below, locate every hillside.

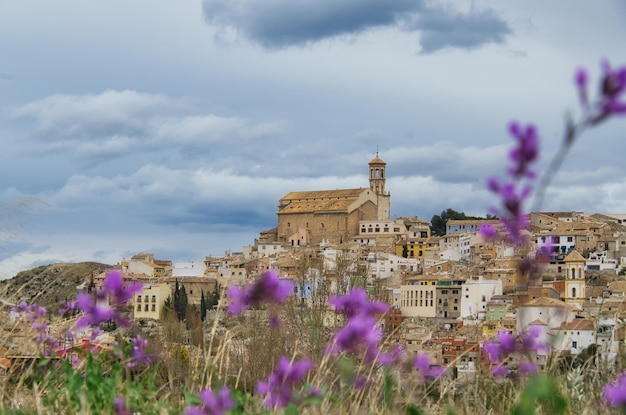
left=0, top=262, right=112, bottom=310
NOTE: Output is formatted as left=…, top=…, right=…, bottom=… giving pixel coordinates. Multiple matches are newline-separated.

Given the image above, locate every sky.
left=0, top=0, right=625, bottom=278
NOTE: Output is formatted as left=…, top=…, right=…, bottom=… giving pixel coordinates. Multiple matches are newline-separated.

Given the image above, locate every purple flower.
left=114, top=396, right=131, bottom=415
left=75, top=293, right=115, bottom=329
left=575, top=68, right=589, bottom=106
left=76, top=270, right=142, bottom=329
left=519, top=360, right=538, bottom=375
left=12, top=302, right=60, bottom=354
left=329, top=288, right=389, bottom=318
left=578, top=60, right=626, bottom=126
left=327, top=314, right=381, bottom=362
left=604, top=372, right=626, bottom=408
left=507, top=122, right=539, bottom=179
left=491, top=364, right=511, bottom=378
left=483, top=329, right=547, bottom=379
left=256, top=356, right=314, bottom=408
left=327, top=289, right=389, bottom=363
left=127, top=334, right=151, bottom=368
left=58, top=300, right=77, bottom=316
left=378, top=344, right=406, bottom=367
left=226, top=270, right=293, bottom=315
left=485, top=120, right=539, bottom=245
left=413, top=351, right=446, bottom=381
left=185, top=387, right=234, bottom=415
left=479, top=223, right=498, bottom=240
left=105, top=270, right=143, bottom=307
left=599, top=60, right=626, bottom=114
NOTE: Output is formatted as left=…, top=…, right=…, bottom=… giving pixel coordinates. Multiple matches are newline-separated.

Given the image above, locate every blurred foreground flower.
left=604, top=372, right=626, bottom=408
left=327, top=288, right=389, bottom=363
left=226, top=270, right=293, bottom=315
left=76, top=269, right=142, bottom=329
left=483, top=327, right=547, bottom=378
left=185, top=387, right=234, bottom=415
left=413, top=351, right=446, bottom=381
left=256, top=356, right=317, bottom=408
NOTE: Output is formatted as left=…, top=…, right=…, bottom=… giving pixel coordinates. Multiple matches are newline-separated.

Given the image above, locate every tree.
left=200, top=290, right=207, bottom=322
left=173, top=279, right=188, bottom=321
left=209, top=282, right=220, bottom=310
left=429, top=208, right=485, bottom=236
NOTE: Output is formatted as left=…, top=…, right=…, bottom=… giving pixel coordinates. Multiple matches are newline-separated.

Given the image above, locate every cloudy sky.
left=1, top=0, right=625, bottom=278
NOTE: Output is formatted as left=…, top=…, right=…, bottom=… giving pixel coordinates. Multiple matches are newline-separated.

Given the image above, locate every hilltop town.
left=3, top=155, right=626, bottom=380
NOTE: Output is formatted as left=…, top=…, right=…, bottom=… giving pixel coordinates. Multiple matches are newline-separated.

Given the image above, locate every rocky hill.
left=0, top=262, right=112, bottom=310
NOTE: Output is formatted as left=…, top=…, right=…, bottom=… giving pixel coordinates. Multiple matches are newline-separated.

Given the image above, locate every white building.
left=460, top=276, right=502, bottom=322
left=551, top=319, right=596, bottom=356
left=516, top=297, right=576, bottom=334
left=172, top=260, right=207, bottom=277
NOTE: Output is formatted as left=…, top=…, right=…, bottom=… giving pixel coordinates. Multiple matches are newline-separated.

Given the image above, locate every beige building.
left=276, top=156, right=391, bottom=246
left=400, top=275, right=439, bottom=318
left=133, top=283, right=171, bottom=320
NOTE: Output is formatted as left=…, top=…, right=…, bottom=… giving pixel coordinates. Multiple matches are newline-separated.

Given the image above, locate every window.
left=151, top=304, right=156, bottom=312
left=144, top=295, right=149, bottom=302
left=152, top=296, right=156, bottom=302
left=136, top=304, right=141, bottom=311
left=320, top=223, right=325, bottom=229
left=137, top=296, right=142, bottom=302
left=572, top=341, right=578, bottom=349
left=144, top=304, right=149, bottom=311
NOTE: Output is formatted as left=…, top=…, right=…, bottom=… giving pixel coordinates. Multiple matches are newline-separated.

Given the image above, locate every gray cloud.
left=9, top=91, right=287, bottom=166
left=202, top=0, right=511, bottom=52
left=404, top=4, right=512, bottom=53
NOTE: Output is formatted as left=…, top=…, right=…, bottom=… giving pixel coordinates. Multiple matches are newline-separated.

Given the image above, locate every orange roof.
left=557, top=319, right=595, bottom=331
left=280, top=188, right=366, bottom=201
left=278, top=199, right=356, bottom=214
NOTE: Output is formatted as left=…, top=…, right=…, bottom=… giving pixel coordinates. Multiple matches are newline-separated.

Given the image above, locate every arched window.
left=572, top=287, right=577, bottom=298
left=578, top=267, right=582, bottom=279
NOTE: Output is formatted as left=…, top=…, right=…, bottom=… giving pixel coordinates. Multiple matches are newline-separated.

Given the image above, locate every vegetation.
left=0, top=59, right=625, bottom=414
left=429, top=209, right=493, bottom=237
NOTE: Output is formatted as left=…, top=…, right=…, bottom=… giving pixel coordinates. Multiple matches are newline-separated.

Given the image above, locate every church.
left=276, top=155, right=391, bottom=247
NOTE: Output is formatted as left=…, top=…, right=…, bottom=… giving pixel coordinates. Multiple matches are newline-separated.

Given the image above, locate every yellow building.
left=133, top=283, right=172, bottom=321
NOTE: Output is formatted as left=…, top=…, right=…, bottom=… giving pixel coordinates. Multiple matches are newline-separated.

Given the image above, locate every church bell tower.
left=369, top=153, right=390, bottom=221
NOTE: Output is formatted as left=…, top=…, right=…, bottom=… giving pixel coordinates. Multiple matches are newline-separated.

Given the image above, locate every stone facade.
left=276, top=156, right=391, bottom=246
